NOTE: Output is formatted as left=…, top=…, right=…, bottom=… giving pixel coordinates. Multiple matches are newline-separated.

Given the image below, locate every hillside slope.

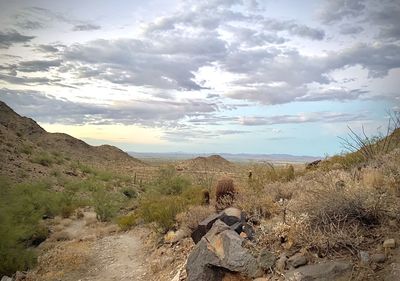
left=0, top=101, right=144, bottom=181
left=179, top=154, right=235, bottom=172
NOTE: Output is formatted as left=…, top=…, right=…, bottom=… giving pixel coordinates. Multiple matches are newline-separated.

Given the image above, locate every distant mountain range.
left=128, top=151, right=322, bottom=163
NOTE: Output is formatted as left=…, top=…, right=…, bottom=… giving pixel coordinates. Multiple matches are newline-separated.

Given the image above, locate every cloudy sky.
left=0, top=0, right=399, bottom=156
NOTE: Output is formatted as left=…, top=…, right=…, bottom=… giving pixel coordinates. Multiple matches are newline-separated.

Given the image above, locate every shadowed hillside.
left=0, top=101, right=144, bottom=181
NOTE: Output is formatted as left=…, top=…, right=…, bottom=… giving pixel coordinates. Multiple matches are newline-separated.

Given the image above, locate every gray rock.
left=371, top=253, right=386, bottom=263
left=1, top=277, right=12, bottom=281
left=285, top=261, right=352, bottom=281
left=287, top=253, right=308, bottom=268
left=191, top=212, right=225, bottom=244
left=359, top=251, right=370, bottom=264
left=258, top=249, right=276, bottom=271
left=191, top=207, right=252, bottom=243
left=15, top=271, right=26, bottom=281
left=186, top=220, right=262, bottom=281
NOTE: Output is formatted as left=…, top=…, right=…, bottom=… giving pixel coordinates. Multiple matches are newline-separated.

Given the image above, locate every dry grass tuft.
left=215, top=178, right=235, bottom=210
left=362, top=168, right=385, bottom=189
left=176, top=205, right=216, bottom=232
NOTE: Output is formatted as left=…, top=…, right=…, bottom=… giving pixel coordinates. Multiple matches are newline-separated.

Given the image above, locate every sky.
left=0, top=0, right=399, bottom=156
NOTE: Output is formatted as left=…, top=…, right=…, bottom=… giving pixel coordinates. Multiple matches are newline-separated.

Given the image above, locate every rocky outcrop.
left=186, top=220, right=262, bottom=281
left=190, top=207, right=251, bottom=244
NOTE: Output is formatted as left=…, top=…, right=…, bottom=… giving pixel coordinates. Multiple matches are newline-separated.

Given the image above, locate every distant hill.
left=129, top=152, right=321, bottom=163
left=0, top=101, right=144, bottom=181
left=176, top=154, right=235, bottom=172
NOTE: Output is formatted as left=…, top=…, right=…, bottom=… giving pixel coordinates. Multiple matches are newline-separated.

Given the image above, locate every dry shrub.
left=27, top=241, right=90, bottom=281
left=362, top=168, right=385, bottom=189
left=215, top=178, right=235, bottom=210
left=289, top=173, right=386, bottom=256
left=201, top=189, right=210, bottom=205
left=176, top=205, right=215, bottom=232
left=51, top=231, right=72, bottom=242
left=234, top=190, right=277, bottom=222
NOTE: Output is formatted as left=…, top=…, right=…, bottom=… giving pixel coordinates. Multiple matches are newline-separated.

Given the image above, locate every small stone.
left=359, top=251, right=370, bottom=264
left=258, top=249, right=276, bottom=271
left=276, top=255, right=288, bottom=272
left=371, top=253, right=386, bottom=263
left=15, top=271, right=27, bottom=281
left=287, top=253, right=307, bottom=268
left=240, top=232, right=248, bottom=239
left=383, top=239, right=396, bottom=249
left=285, top=261, right=352, bottom=281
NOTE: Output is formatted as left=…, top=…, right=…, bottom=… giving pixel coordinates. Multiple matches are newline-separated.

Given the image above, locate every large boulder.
left=186, top=220, right=262, bottom=281
left=285, top=261, right=352, bottom=281
left=191, top=207, right=251, bottom=244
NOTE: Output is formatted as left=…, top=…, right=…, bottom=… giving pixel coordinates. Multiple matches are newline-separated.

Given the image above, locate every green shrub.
left=95, top=170, right=114, bottom=182
left=31, top=152, right=54, bottom=167
left=139, top=194, right=188, bottom=232
left=0, top=178, right=62, bottom=276
left=122, top=188, right=138, bottom=199
left=151, top=166, right=192, bottom=195
left=92, top=187, right=121, bottom=222
left=19, top=144, right=33, bottom=155
left=70, top=162, right=97, bottom=175
left=117, top=213, right=139, bottom=230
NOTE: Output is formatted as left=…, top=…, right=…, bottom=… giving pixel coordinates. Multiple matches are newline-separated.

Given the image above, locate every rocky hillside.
left=0, top=101, right=144, bottom=181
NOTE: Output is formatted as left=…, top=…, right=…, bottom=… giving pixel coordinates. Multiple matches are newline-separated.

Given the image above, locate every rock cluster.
left=185, top=208, right=399, bottom=280
left=186, top=220, right=262, bottom=281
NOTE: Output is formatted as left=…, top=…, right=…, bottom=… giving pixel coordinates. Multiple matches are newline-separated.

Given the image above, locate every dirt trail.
left=36, top=211, right=153, bottom=281
left=78, top=232, right=150, bottom=281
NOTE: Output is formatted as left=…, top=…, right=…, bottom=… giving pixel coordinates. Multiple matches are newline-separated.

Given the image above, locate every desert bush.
left=95, top=170, right=114, bottom=182
left=152, top=166, right=192, bottom=195
left=215, top=178, right=235, bottom=210
left=320, top=152, right=363, bottom=171
left=339, top=113, right=400, bottom=162
left=235, top=189, right=277, bottom=222
left=0, top=178, right=62, bottom=276
left=122, top=187, right=138, bottom=199
left=137, top=182, right=204, bottom=232
left=31, top=152, right=54, bottom=167
left=139, top=194, right=188, bottom=232
left=176, top=205, right=215, bottom=232
left=289, top=173, right=387, bottom=256
left=362, top=168, right=385, bottom=189
left=92, top=187, right=121, bottom=222
left=70, top=161, right=97, bottom=175
left=117, top=213, right=140, bottom=231
left=19, top=143, right=33, bottom=155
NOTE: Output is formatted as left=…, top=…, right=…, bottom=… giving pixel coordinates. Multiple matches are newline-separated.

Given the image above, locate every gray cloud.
left=319, top=0, right=400, bottom=42
left=318, top=0, right=366, bottom=24
left=0, top=74, right=59, bottom=85
left=0, top=30, right=35, bottom=48
left=36, top=44, right=63, bottom=53
left=4, top=0, right=398, bottom=107
left=13, top=6, right=102, bottom=33
left=72, top=24, right=101, bottom=31
left=63, top=35, right=226, bottom=90
left=239, top=112, right=368, bottom=126
left=17, top=59, right=62, bottom=72
left=339, top=25, right=364, bottom=35
left=262, top=18, right=325, bottom=40
left=0, top=88, right=218, bottom=126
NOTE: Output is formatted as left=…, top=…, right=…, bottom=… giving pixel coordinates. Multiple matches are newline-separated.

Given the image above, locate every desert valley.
left=1, top=0, right=400, bottom=280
